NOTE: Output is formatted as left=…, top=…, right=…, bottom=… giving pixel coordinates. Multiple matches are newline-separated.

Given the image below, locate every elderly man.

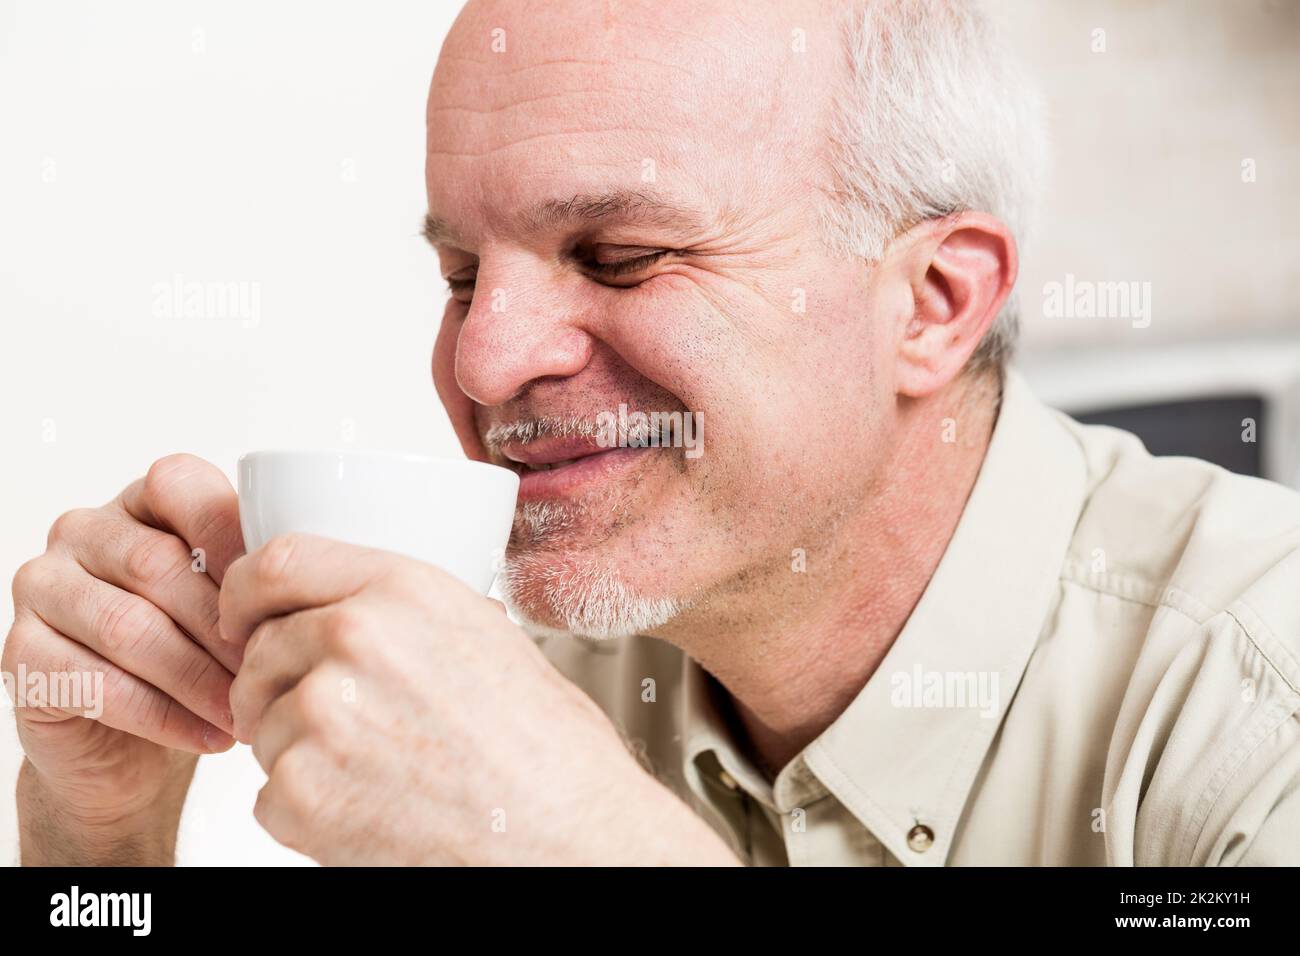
left=7, top=0, right=1300, bottom=867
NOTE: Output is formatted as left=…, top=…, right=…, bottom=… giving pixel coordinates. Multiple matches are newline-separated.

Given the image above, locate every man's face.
left=427, top=0, right=897, bottom=638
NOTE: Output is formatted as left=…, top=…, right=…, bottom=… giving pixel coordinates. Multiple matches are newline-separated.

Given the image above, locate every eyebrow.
left=423, top=189, right=712, bottom=250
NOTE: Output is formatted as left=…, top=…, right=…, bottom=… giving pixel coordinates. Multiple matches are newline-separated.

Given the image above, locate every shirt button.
left=907, top=824, right=935, bottom=853
left=718, top=770, right=740, bottom=791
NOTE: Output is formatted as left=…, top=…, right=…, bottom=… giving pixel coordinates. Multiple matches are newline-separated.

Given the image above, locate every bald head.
left=426, top=0, right=841, bottom=253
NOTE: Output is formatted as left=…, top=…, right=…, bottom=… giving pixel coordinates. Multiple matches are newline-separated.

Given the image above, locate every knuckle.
left=1, top=620, right=32, bottom=675
left=11, top=556, right=51, bottom=604
left=254, top=786, right=306, bottom=854
left=143, top=454, right=202, bottom=506
left=322, top=604, right=368, bottom=658
left=381, top=561, right=443, bottom=604
left=242, top=618, right=277, bottom=671
left=151, top=693, right=188, bottom=738
left=194, top=592, right=222, bottom=644
left=176, top=651, right=219, bottom=695
left=271, top=746, right=324, bottom=821
left=46, top=508, right=93, bottom=548
left=95, top=592, right=160, bottom=654
left=124, top=532, right=185, bottom=590
left=251, top=786, right=277, bottom=835
left=100, top=666, right=144, bottom=722
left=188, top=499, right=239, bottom=552
left=295, top=673, right=343, bottom=733
left=254, top=534, right=301, bottom=587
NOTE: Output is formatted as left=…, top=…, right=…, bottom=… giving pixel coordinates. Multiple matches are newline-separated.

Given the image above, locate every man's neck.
left=669, top=373, right=1002, bottom=778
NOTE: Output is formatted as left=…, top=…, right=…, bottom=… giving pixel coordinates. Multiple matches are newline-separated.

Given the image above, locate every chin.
left=500, top=550, right=688, bottom=641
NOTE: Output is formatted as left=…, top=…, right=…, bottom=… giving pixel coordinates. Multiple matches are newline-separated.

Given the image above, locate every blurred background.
left=1, top=0, right=1297, bottom=865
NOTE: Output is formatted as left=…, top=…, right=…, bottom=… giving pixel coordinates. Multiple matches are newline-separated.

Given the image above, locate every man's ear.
left=890, top=212, right=1018, bottom=397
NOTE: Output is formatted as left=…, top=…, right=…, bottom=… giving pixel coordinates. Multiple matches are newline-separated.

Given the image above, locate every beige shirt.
left=538, top=370, right=1300, bottom=866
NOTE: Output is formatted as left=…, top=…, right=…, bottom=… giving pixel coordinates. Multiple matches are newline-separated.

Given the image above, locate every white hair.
left=822, top=0, right=1047, bottom=371
left=502, top=553, right=687, bottom=641
left=489, top=415, right=689, bottom=640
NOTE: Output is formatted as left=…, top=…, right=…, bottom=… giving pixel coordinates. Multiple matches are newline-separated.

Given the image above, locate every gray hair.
left=821, top=0, right=1047, bottom=373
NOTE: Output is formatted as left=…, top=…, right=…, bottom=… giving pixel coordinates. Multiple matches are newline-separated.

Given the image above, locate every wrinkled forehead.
left=425, top=0, right=837, bottom=246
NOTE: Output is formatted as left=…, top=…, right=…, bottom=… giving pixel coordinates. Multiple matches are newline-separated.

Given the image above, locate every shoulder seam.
left=1226, top=602, right=1300, bottom=697
left=1058, top=559, right=1216, bottom=622
left=1060, top=562, right=1300, bottom=692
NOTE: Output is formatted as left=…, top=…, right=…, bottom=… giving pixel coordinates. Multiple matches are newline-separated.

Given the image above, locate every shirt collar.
left=682, top=652, right=779, bottom=804
left=682, top=368, right=1088, bottom=865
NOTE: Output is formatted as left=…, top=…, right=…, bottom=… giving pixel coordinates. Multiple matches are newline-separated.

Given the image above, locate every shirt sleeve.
left=1234, top=769, right=1300, bottom=865
left=1111, top=603, right=1300, bottom=866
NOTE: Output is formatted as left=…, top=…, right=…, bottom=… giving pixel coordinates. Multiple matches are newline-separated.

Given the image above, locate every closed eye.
left=583, top=249, right=671, bottom=280
left=446, top=276, right=476, bottom=299
left=443, top=247, right=676, bottom=302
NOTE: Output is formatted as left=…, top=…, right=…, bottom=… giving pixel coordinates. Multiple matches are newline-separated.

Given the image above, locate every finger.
left=18, top=556, right=235, bottom=734
left=5, top=612, right=234, bottom=755
left=248, top=688, right=299, bottom=774
left=50, top=506, right=243, bottom=674
left=252, top=744, right=325, bottom=859
left=248, top=670, right=342, bottom=775
left=119, top=453, right=245, bottom=585
left=229, top=607, right=332, bottom=744
left=219, top=533, right=393, bottom=646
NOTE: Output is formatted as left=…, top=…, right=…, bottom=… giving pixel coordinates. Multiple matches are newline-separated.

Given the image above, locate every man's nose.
left=454, top=259, right=593, bottom=407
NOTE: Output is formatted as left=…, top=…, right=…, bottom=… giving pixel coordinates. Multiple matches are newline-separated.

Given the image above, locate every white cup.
left=237, top=450, right=519, bottom=594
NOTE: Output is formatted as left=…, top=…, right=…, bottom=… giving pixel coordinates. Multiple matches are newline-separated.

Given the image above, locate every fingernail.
left=203, top=723, right=235, bottom=753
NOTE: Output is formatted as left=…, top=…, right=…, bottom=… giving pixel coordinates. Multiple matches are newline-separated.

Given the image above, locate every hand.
left=5, top=454, right=244, bottom=863
left=220, top=533, right=740, bottom=865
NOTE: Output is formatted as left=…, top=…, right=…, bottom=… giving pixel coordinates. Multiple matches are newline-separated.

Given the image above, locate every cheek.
left=588, top=280, right=803, bottom=497
left=684, top=283, right=883, bottom=497
left=589, top=276, right=748, bottom=414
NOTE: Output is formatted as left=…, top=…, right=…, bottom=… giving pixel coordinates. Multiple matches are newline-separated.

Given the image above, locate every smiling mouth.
left=495, top=435, right=651, bottom=500
left=519, top=457, right=583, bottom=472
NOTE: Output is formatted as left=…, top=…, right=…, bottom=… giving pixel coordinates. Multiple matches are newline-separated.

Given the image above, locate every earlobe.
left=894, top=213, right=1017, bottom=397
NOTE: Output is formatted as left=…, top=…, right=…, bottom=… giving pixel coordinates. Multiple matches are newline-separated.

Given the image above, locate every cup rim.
left=237, top=449, right=518, bottom=483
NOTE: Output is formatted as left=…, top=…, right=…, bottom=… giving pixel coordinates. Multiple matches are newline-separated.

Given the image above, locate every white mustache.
left=482, top=412, right=663, bottom=453
left=482, top=416, right=599, bottom=453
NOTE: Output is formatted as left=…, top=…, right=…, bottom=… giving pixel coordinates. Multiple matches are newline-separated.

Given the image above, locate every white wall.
left=1004, top=0, right=1300, bottom=352
left=1, top=0, right=1296, bottom=865
left=0, top=0, right=466, bottom=865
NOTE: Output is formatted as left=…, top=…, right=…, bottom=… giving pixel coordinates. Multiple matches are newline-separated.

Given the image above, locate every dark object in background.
left=1020, top=339, right=1300, bottom=492
left=1076, top=396, right=1264, bottom=478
